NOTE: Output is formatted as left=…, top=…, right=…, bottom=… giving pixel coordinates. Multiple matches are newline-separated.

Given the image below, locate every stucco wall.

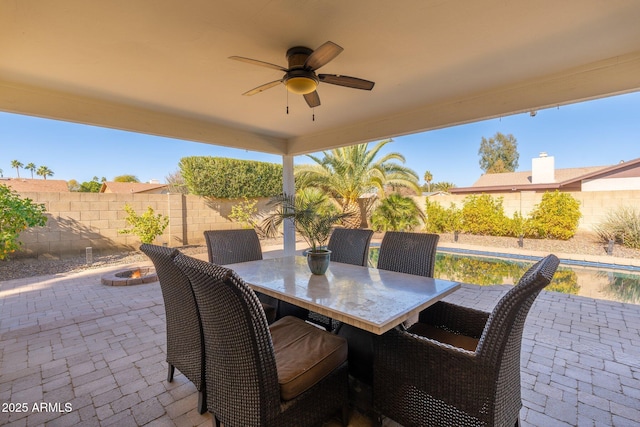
left=15, top=192, right=271, bottom=258
left=415, top=190, right=640, bottom=231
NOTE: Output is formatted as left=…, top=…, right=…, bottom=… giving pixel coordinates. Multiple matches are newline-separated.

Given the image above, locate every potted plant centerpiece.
left=260, top=190, right=352, bottom=275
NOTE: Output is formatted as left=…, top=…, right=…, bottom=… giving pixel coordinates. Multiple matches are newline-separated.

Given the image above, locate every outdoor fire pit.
left=101, top=266, right=158, bottom=286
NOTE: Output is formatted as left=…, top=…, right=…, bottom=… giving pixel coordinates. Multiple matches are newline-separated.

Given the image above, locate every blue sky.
left=1, top=91, right=638, bottom=187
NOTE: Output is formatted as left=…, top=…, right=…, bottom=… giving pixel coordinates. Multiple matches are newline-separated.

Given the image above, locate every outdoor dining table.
left=226, top=255, right=461, bottom=335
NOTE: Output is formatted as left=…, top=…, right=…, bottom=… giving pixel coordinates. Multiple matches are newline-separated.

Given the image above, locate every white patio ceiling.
left=1, top=0, right=640, bottom=157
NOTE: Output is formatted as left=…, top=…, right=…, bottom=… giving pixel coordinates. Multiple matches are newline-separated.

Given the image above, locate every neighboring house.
left=0, top=178, right=70, bottom=192
left=423, top=191, right=450, bottom=197
left=450, top=153, right=640, bottom=194
left=99, top=181, right=169, bottom=194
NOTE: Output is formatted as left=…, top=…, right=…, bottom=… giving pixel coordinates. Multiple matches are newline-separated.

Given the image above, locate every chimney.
left=531, top=152, right=555, bottom=184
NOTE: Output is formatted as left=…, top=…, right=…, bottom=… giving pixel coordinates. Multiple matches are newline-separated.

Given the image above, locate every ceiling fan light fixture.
left=285, top=76, right=318, bottom=95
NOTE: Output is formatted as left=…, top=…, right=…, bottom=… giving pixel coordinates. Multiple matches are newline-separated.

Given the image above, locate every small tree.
left=229, top=197, right=259, bottom=229
left=0, top=184, right=48, bottom=260
left=67, top=179, right=80, bottom=192
left=113, top=174, right=140, bottom=182
left=79, top=176, right=103, bottom=192
left=478, top=132, right=519, bottom=173
left=165, top=170, right=188, bottom=194
left=118, top=204, right=169, bottom=244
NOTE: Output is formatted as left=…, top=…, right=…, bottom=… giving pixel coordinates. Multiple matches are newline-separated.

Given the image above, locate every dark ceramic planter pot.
left=305, top=249, right=332, bottom=275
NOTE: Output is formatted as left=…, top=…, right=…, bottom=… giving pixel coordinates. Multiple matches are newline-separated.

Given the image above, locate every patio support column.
left=282, top=155, right=296, bottom=256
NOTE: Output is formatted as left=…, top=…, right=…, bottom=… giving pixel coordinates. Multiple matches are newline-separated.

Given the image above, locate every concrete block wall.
left=14, top=190, right=640, bottom=258
left=414, top=190, right=640, bottom=231
left=15, top=192, right=270, bottom=258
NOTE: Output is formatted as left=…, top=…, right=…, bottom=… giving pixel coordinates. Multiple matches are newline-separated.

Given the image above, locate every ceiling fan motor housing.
left=286, top=46, right=314, bottom=68
left=283, top=47, right=319, bottom=94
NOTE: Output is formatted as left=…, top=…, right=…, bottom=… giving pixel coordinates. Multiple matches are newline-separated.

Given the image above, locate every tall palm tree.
left=295, top=139, right=420, bottom=228
left=11, top=160, right=23, bottom=178
left=423, top=170, right=433, bottom=192
left=36, top=165, right=54, bottom=180
left=25, top=163, right=37, bottom=179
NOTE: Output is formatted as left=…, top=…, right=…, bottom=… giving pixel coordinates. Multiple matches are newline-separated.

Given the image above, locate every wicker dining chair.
left=337, top=231, right=440, bottom=384
left=139, top=244, right=207, bottom=414
left=203, top=229, right=277, bottom=323
left=376, top=231, right=440, bottom=277
left=373, top=254, right=560, bottom=427
left=327, top=227, right=374, bottom=267
left=174, top=253, right=350, bottom=427
left=306, top=228, right=375, bottom=330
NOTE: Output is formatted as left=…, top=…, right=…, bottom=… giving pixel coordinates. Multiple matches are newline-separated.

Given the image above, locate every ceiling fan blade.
left=304, top=41, right=343, bottom=70
left=242, top=80, right=283, bottom=96
left=319, top=74, right=375, bottom=90
left=229, top=56, right=287, bottom=72
left=304, top=91, right=321, bottom=108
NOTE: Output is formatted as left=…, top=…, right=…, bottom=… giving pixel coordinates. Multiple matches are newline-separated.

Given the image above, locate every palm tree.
left=370, top=193, right=426, bottom=232
left=11, top=160, right=23, bottom=178
left=295, top=139, right=420, bottom=228
left=423, top=170, right=433, bottom=192
left=259, top=189, right=352, bottom=251
left=36, top=165, right=54, bottom=180
left=25, top=163, right=37, bottom=179
left=432, top=181, right=456, bottom=192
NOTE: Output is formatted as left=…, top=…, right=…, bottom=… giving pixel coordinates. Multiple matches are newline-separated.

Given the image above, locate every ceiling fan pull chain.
left=312, top=108, right=315, bottom=122
left=286, top=91, right=289, bottom=115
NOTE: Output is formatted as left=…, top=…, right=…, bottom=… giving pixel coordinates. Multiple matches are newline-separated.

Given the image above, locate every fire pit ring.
left=102, top=266, right=157, bottom=286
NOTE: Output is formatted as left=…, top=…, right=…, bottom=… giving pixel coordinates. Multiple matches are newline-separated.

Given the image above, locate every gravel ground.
left=436, top=231, right=640, bottom=258
left=1, top=232, right=638, bottom=282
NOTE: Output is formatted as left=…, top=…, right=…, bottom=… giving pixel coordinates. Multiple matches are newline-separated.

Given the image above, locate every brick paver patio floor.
left=1, top=255, right=639, bottom=426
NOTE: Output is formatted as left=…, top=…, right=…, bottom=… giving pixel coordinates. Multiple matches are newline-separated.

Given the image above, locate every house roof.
left=1, top=1, right=640, bottom=156
left=0, top=178, right=69, bottom=193
left=450, top=157, right=640, bottom=194
left=99, top=182, right=169, bottom=194
left=471, top=166, right=607, bottom=187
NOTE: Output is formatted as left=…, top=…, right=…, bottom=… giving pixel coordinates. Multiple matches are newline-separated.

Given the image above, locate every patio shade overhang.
left=1, top=0, right=640, bottom=157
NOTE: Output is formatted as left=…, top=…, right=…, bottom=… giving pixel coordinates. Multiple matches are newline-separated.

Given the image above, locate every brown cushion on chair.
left=408, top=322, right=480, bottom=352
left=270, top=316, right=348, bottom=401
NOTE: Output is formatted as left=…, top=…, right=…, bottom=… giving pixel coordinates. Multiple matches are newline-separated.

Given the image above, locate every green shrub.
left=179, top=157, right=282, bottom=199
left=527, top=191, right=581, bottom=240
left=425, top=199, right=461, bottom=233
left=461, top=194, right=510, bottom=236
left=424, top=199, right=448, bottom=233
left=371, top=194, right=425, bottom=232
left=595, top=206, right=640, bottom=249
left=508, top=211, right=530, bottom=237
left=229, top=197, right=259, bottom=229
left=118, top=204, right=169, bottom=244
left=0, top=184, right=48, bottom=260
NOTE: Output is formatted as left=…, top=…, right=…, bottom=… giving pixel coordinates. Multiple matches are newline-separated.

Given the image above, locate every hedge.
left=179, top=157, right=283, bottom=198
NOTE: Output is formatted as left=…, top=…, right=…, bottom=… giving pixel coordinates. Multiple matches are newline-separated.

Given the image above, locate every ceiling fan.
left=230, top=41, right=375, bottom=108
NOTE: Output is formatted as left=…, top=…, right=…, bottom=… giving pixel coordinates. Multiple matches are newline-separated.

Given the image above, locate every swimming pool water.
left=368, top=247, right=640, bottom=305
